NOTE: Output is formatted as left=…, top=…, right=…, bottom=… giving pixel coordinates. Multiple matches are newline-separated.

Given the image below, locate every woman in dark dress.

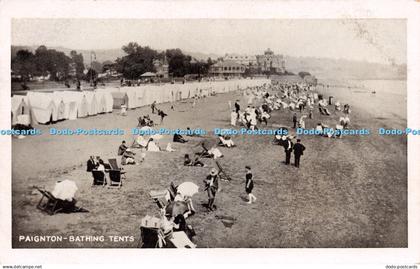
left=245, top=166, right=257, bottom=204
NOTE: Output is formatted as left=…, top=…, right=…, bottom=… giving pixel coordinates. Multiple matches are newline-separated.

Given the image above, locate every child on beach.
left=157, top=109, right=167, bottom=124
left=245, top=166, right=257, bottom=204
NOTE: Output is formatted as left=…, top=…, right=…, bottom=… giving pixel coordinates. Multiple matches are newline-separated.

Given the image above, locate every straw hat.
left=210, top=168, right=218, bottom=176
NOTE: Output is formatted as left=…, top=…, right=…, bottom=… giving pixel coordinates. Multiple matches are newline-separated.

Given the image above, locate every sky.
left=11, top=19, right=406, bottom=65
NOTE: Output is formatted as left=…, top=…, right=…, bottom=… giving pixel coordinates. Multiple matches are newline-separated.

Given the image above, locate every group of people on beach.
left=85, top=79, right=356, bottom=247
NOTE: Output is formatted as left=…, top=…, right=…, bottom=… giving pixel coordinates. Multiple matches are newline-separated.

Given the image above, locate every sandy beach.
left=12, top=79, right=407, bottom=248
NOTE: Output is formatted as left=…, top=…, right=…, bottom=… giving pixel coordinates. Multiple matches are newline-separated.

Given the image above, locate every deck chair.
left=150, top=189, right=170, bottom=209
left=168, top=182, right=178, bottom=200
left=36, top=188, right=64, bottom=215
left=91, top=170, right=107, bottom=186
left=215, top=160, right=232, bottom=181
left=36, top=188, right=83, bottom=215
left=166, top=231, right=197, bottom=248
left=195, top=143, right=212, bottom=158
left=138, top=227, right=166, bottom=248
left=108, top=170, right=123, bottom=188
left=108, top=158, right=126, bottom=179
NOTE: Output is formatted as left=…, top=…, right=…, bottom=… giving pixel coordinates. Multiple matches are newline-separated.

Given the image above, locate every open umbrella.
left=51, top=180, right=78, bottom=201
left=177, top=182, right=199, bottom=197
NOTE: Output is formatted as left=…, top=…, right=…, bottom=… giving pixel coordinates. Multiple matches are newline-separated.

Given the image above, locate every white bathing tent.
left=11, top=95, right=31, bottom=125
left=51, top=92, right=69, bottom=121
left=83, top=91, right=98, bottom=116
left=119, top=87, right=138, bottom=109
left=27, top=92, right=57, bottom=124
left=95, top=88, right=114, bottom=113
left=52, top=91, right=82, bottom=120
left=77, top=93, right=89, bottom=118
left=62, top=91, right=85, bottom=120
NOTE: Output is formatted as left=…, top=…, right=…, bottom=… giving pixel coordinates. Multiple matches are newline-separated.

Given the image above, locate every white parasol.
left=177, top=182, right=199, bottom=197
left=51, top=180, right=78, bottom=201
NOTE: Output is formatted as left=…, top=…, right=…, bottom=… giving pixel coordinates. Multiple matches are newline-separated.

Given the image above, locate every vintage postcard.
left=0, top=0, right=419, bottom=268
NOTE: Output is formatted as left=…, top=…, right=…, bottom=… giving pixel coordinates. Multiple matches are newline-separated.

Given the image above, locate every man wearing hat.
left=293, top=139, right=306, bottom=168
left=283, top=136, right=293, bottom=165
left=204, top=168, right=219, bottom=211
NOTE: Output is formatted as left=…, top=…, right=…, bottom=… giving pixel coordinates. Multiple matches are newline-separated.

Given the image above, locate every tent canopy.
left=141, top=72, right=157, bottom=77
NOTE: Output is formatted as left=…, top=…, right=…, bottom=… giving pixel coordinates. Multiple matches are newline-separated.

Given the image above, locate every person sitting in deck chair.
left=87, top=156, right=98, bottom=172
left=171, top=213, right=196, bottom=240
left=95, top=159, right=111, bottom=184
left=173, top=133, right=188, bottom=143
left=218, top=135, right=235, bottom=148
left=184, top=154, right=205, bottom=167
left=121, top=148, right=137, bottom=165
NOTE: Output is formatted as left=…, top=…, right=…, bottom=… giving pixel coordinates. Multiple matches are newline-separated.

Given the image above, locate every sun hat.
left=210, top=168, right=218, bottom=176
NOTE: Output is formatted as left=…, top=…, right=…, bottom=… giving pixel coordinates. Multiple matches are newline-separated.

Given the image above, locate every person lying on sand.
left=173, top=133, right=188, bottom=143
left=184, top=154, right=205, bottom=167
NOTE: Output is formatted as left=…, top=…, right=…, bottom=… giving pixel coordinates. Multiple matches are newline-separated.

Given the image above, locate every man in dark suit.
left=292, top=113, right=297, bottom=129
left=234, top=100, right=241, bottom=120
left=283, top=137, right=293, bottom=165
left=293, top=139, right=306, bottom=168
left=234, top=100, right=240, bottom=114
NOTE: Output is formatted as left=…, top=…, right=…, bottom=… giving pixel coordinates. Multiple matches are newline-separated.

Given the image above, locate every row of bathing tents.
left=11, top=79, right=270, bottom=125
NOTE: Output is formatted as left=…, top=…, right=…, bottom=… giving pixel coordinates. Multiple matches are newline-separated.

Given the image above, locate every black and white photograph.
left=0, top=0, right=419, bottom=268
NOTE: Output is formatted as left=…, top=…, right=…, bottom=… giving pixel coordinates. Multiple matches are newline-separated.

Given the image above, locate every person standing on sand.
left=234, top=100, right=241, bottom=119
left=151, top=101, right=157, bottom=114
left=284, top=136, right=293, bottom=165
left=293, top=139, right=306, bottom=168
left=245, top=166, right=257, bottom=204
left=157, top=109, right=167, bottom=124
left=204, top=168, right=219, bottom=211
left=293, top=113, right=297, bottom=129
